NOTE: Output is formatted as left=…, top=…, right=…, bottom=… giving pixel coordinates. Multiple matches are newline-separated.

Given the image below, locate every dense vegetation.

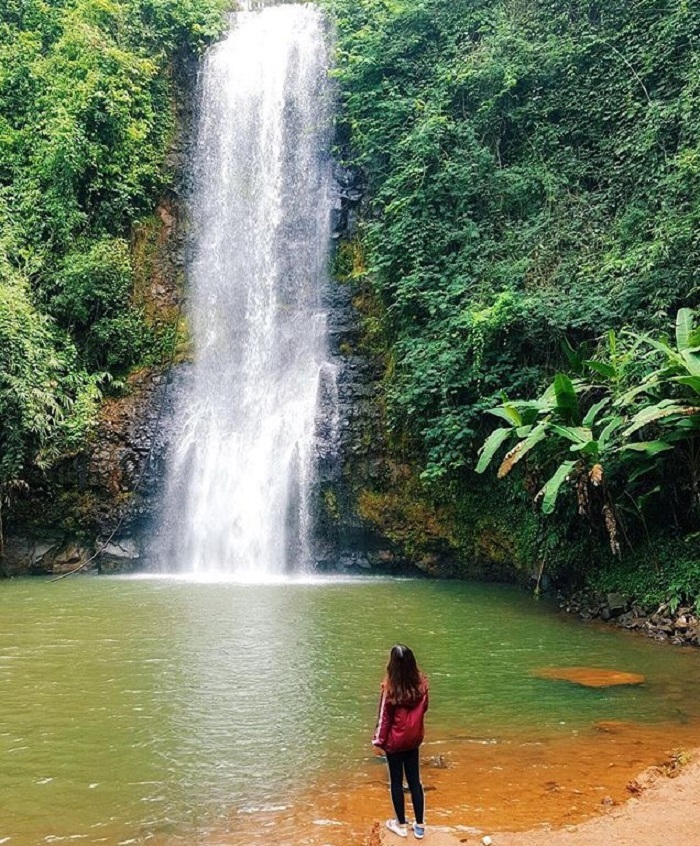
left=2, top=0, right=699, bottom=605
left=0, top=0, right=226, bottom=543
left=324, top=0, right=700, bottom=602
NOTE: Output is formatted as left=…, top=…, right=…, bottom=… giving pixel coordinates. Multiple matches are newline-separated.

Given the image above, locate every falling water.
left=160, top=5, right=334, bottom=576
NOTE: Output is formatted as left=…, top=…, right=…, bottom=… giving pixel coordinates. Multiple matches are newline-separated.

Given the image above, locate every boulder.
left=97, top=538, right=141, bottom=573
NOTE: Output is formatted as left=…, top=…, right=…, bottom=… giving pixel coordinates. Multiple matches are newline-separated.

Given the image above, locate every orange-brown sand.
left=382, top=750, right=700, bottom=846
left=200, top=718, right=700, bottom=845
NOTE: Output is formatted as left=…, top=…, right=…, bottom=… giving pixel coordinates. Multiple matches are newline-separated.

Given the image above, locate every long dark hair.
left=383, top=644, right=424, bottom=705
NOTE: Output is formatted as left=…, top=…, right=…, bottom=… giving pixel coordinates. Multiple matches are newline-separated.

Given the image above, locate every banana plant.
left=476, top=308, right=700, bottom=548
left=477, top=374, right=623, bottom=522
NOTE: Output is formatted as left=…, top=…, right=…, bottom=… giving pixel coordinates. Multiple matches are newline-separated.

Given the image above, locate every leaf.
left=570, top=440, right=600, bottom=455
left=680, top=349, right=700, bottom=377
left=550, top=424, right=592, bottom=444
left=621, top=440, right=673, bottom=456
left=584, top=360, right=616, bottom=380
left=636, top=486, right=662, bottom=511
left=676, top=308, right=695, bottom=352
left=599, top=416, right=624, bottom=450
left=561, top=337, right=584, bottom=373
left=539, top=460, right=577, bottom=515
left=637, top=333, right=679, bottom=362
left=561, top=336, right=579, bottom=367
left=624, top=402, right=700, bottom=437
left=583, top=397, right=610, bottom=427
left=487, top=405, right=522, bottom=426
left=497, top=422, right=547, bottom=478
left=553, top=373, right=579, bottom=422
left=616, top=374, right=661, bottom=406
left=476, top=427, right=512, bottom=473
left=629, top=462, right=659, bottom=484
left=675, top=375, right=700, bottom=395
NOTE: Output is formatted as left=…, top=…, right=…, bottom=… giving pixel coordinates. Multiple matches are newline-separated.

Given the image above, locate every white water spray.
left=160, top=6, right=334, bottom=576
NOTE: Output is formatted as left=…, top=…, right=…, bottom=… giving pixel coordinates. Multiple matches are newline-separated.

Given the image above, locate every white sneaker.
left=386, top=818, right=408, bottom=838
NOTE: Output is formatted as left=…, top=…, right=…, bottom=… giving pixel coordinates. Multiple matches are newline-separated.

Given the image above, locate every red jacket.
left=372, top=679, right=429, bottom=755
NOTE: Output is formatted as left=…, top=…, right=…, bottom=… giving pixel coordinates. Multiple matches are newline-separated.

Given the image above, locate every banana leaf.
left=583, top=397, right=610, bottom=427
left=498, top=422, right=547, bottom=478
left=676, top=308, right=695, bottom=352
left=540, top=460, right=577, bottom=515
left=476, top=427, right=512, bottom=473
left=553, top=373, right=580, bottom=423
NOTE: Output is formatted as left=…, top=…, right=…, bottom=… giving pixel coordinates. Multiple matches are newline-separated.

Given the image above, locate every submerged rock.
left=533, top=666, right=646, bottom=687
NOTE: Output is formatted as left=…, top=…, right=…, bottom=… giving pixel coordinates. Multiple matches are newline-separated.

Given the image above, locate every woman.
left=372, top=644, right=429, bottom=839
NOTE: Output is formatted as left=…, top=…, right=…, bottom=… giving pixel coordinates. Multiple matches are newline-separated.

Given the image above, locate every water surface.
left=2, top=577, right=699, bottom=844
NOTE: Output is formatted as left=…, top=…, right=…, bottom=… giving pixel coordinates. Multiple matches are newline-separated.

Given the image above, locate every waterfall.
left=159, top=5, right=334, bottom=576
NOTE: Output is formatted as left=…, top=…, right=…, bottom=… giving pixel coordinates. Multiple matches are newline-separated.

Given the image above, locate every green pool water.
left=1, top=575, right=699, bottom=844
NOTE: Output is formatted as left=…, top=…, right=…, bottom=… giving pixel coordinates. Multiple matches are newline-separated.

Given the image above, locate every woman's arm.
left=372, top=689, right=395, bottom=749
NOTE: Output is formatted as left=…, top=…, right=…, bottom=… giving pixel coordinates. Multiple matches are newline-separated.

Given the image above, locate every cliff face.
left=1, top=57, right=198, bottom=578
left=315, top=166, right=527, bottom=581
left=2, top=209, right=186, bottom=576
left=1, top=71, right=530, bottom=583
left=2, top=152, right=534, bottom=581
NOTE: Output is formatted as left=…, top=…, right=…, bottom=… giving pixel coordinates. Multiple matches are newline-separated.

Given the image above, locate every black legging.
left=386, top=748, right=424, bottom=825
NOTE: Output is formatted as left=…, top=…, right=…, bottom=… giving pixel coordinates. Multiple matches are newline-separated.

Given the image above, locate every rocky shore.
left=559, top=589, right=699, bottom=646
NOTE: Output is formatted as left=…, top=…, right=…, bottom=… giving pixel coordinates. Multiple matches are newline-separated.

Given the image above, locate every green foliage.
left=49, top=238, right=132, bottom=330
left=0, top=272, right=101, bottom=484
left=476, top=309, right=700, bottom=553
left=592, top=537, right=700, bottom=611
left=0, top=0, right=226, bottom=504
left=324, top=0, right=700, bottom=596
left=325, top=0, right=700, bottom=474
left=45, top=237, right=156, bottom=370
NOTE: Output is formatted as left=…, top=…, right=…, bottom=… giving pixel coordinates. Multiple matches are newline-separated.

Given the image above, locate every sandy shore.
left=374, top=749, right=700, bottom=846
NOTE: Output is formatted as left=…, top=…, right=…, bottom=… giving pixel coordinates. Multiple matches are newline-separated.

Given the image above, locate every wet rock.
left=626, top=779, right=643, bottom=795
left=426, top=754, right=450, bottom=769
left=557, top=588, right=700, bottom=648
left=51, top=543, right=92, bottom=575
left=97, top=538, right=141, bottom=573
left=331, top=163, right=363, bottom=238
left=1, top=536, right=62, bottom=576
left=606, top=592, right=628, bottom=614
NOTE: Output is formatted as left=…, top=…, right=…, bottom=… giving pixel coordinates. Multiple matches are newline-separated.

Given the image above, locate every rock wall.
left=314, top=164, right=462, bottom=577
left=1, top=56, right=198, bottom=578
